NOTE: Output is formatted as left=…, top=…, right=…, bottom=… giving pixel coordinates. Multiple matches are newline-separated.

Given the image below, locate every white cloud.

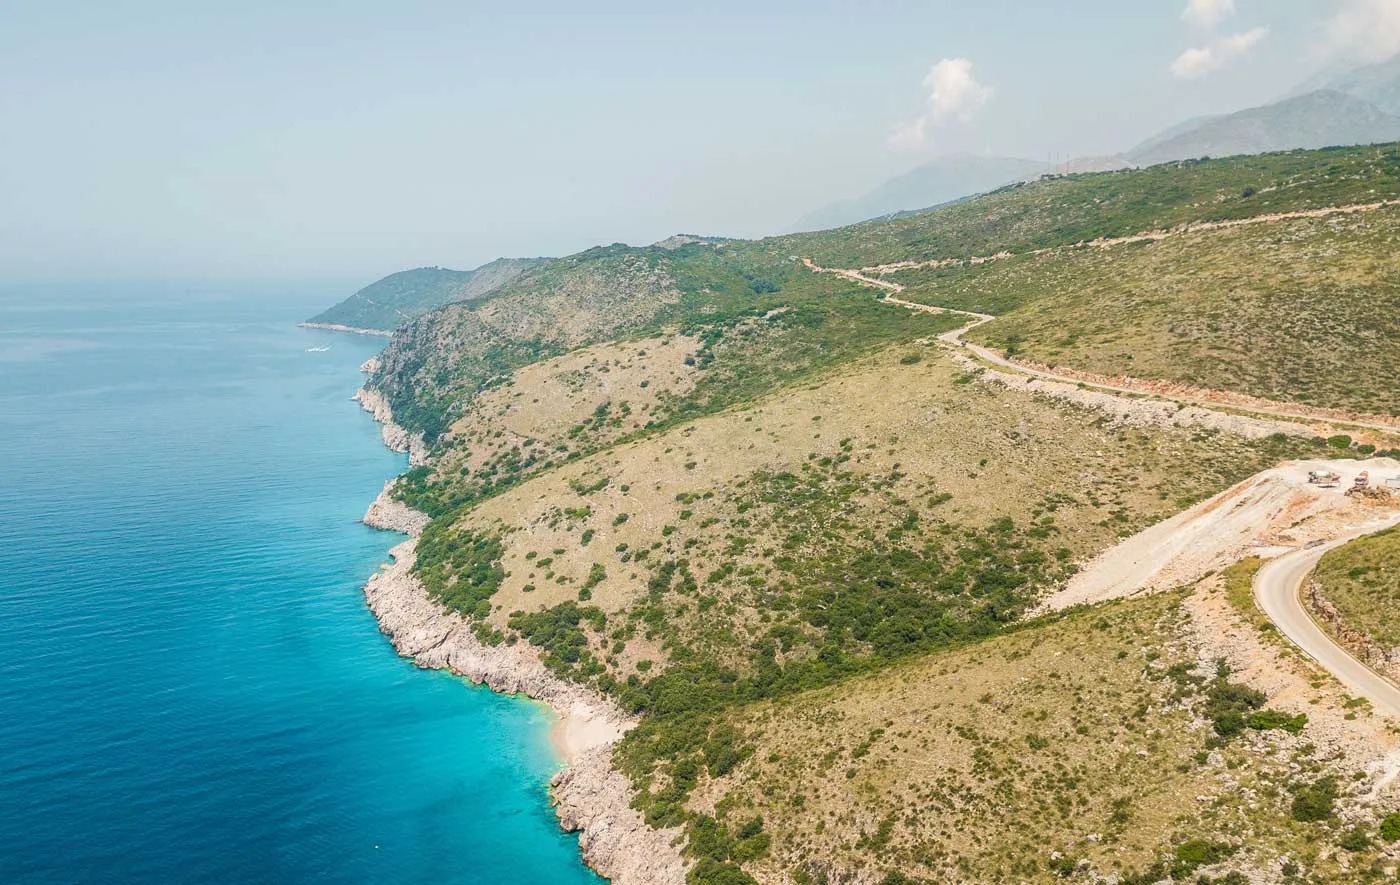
left=1183, top=0, right=1236, bottom=28
left=889, top=58, right=993, bottom=151
left=1170, top=46, right=1218, bottom=78
left=1323, top=0, right=1400, bottom=63
left=1170, top=26, right=1268, bottom=78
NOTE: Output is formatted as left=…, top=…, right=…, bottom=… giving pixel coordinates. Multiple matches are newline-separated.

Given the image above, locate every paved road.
left=1254, top=520, right=1400, bottom=718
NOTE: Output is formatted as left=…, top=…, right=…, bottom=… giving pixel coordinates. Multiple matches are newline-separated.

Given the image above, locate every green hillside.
left=306, top=258, right=543, bottom=332
left=777, top=144, right=1400, bottom=268
left=904, top=205, right=1400, bottom=417
left=359, top=143, right=1400, bottom=884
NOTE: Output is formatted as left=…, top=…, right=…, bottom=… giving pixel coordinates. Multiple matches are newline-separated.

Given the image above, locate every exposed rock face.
left=355, top=367, right=685, bottom=884
left=363, top=538, right=686, bottom=885
left=354, top=359, right=429, bottom=466
left=362, top=482, right=430, bottom=536
left=553, top=748, right=685, bottom=884
left=1306, top=581, right=1400, bottom=684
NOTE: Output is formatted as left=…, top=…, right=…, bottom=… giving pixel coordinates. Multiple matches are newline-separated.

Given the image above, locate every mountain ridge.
left=306, top=257, right=546, bottom=332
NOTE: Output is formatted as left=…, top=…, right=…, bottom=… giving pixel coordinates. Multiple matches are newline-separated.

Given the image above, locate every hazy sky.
left=3, top=0, right=1397, bottom=285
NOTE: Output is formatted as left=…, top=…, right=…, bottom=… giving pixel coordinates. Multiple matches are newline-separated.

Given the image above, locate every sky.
left=2, top=0, right=1398, bottom=286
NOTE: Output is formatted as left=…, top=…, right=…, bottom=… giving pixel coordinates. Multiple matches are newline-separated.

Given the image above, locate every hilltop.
left=305, top=258, right=544, bottom=333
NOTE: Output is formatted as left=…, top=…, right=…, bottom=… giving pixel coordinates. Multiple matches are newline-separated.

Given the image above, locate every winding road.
left=805, top=251, right=1400, bottom=715
left=1254, top=517, right=1400, bottom=718
left=806, top=212, right=1400, bottom=714
left=801, top=252, right=1400, bottom=437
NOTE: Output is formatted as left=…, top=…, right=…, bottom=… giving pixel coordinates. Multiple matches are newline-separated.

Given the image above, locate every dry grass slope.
left=435, top=347, right=1304, bottom=678
left=946, top=210, right=1400, bottom=417
left=694, top=591, right=1396, bottom=884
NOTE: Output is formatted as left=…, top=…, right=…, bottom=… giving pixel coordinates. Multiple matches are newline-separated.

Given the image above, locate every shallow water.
left=0, top=283, right=601, bottom=883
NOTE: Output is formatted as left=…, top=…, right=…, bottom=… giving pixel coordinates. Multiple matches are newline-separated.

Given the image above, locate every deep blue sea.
left=0, top=284, right=602, bottom=883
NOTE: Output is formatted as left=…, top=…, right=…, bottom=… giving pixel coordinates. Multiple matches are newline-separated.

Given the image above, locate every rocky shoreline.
left=355, top=381, right=684, bottom=884
left=299, top=321, right=394, bottom=337
left=354, top=359, right=430, bottom=467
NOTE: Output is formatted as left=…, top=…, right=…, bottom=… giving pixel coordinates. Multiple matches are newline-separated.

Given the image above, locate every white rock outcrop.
left=354, top=385, right=430, bottom=467
left=362, top=482, right=430, bottom=536
left=362, top=538, right=685, bottom=885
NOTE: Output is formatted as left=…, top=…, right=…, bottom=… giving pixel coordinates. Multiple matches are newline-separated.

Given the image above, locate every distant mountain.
left=1301, top=53, right=1400, bottom=116
left=793, top=155, right=1050, bottom=232
left=306, top=258, right=546, bottom=333
left=1127, top=89, right=1400, bottom=166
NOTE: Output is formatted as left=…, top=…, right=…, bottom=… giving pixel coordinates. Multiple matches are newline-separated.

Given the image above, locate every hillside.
left=305, top=258, right=543, bottom=332
left=344, top=143, right=1400, bottom=884
left=935, top=205, right=1400, bottom=417
left=693, top=586, right=1399, bottom=883
left=778, top=144, right=1400, bottom=269
left=1309, top=526, right=1400, bottom=681
left=791, top=146, right=1400, bottom=421
left=1127, top=90, right=1400, bottom=166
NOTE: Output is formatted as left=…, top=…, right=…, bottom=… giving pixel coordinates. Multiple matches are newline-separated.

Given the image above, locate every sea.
left=0, top=282, right=603, bottom=884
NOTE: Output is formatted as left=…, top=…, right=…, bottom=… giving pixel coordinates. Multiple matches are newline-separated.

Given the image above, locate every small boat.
left=305, top=345, right=332, bottom=353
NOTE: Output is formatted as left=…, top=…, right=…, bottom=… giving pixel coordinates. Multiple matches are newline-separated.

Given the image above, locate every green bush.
left=1171, top=838, right=1234, bottom=877
left=509, top=602, right=607, bottom=676
left=1245, top=709, right=1307, bottom=734
left=1380, top=812, right=1400, bottom=841
left=413, top=525, right=505, bottom=617
left=1338, top=827, right=1370, bottom=851
left=1205, top=677, right=1265, bottom=737
left=1290, top=776, right=1338, bottom=822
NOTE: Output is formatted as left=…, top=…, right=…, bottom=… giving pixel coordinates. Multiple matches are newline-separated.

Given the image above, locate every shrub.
left=413, top=526, right=506, bottom=617
left=1290, top=776, right=1338, bottom=822
left=1205, top=677, right=1265, bottom=737
left=1338, top=827, right=1371, bottom=851
left=1047, top=855, right=1078, bottom=877
left=1380, top=812, right=1400, bottom=841
left=1171, top=838, right=1234, bottom=877
left=688, top=859, right=757, bottom=885
left=1326, top=434, right=1353, bottom=449
left=1245, top=709, right=1307, bottom=734
left=509, top=602, right=607, bottom=675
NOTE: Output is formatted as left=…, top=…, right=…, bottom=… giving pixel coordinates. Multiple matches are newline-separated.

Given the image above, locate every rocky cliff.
left=357, top=369, right=684, bottom=884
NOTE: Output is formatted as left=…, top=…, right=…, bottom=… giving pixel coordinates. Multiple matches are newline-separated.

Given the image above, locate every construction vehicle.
left=1308, top=470, right=1341, bottom=487
left=1346, top=471, right=1395, bottom=500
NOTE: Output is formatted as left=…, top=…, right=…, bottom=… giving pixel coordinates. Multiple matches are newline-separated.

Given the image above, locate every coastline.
left=354, top=374, right=685, bottom=885
left=300, top=321, right=394, bottom=337
left=353, top=359, right=431, bottom=467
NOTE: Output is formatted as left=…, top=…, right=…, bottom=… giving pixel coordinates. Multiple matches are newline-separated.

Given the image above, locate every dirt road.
left=1254, top=522, right=1400, bottom=717
left=801, top=253, right=1400, bottom=436
left=1039, top=459, right=1400, bottom=612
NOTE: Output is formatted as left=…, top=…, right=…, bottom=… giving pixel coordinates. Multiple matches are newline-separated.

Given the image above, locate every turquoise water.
left=0, top=284, right=603, bottom=883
